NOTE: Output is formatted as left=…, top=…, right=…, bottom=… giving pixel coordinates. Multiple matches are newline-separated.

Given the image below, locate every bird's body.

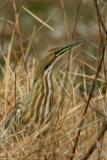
left=1, top=40, right=83, bottom=142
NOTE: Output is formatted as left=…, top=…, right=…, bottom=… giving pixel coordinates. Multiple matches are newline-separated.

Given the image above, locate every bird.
left=1, top=40, right=83, bottom=142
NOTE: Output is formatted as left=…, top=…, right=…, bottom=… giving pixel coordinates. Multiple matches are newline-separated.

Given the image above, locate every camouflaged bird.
left=1, top=40, right=83, bottom=141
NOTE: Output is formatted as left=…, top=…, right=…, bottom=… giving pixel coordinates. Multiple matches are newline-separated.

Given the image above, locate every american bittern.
left=1, top=40, right=82, bottom=141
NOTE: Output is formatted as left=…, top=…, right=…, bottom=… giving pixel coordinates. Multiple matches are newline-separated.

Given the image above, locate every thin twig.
left=70, top=1, right=107, bottom=159
left=72, top=0, right=81, bottom=40
left=81, top=122, right=107, bottom=160
left=11, top=0, right=25, bottom=62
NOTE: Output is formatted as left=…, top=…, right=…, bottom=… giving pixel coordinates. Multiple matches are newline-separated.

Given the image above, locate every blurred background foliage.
left=0, top=0, right=107, bottom=76
left=0, top=1, right=98, bottom=49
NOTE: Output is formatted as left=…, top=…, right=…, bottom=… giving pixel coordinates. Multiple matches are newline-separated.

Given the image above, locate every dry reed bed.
left=0, top=56, right=106, bottom=160
left=0, top=1, right=107, bottom=160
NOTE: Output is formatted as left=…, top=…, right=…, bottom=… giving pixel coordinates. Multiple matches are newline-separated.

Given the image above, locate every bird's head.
left=34, top=40, right=83, bottom=83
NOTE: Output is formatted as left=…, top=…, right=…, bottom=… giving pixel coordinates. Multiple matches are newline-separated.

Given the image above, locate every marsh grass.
left=0, top=0, right=107, bottom=160
left=0, top=47, right=106, bottom=160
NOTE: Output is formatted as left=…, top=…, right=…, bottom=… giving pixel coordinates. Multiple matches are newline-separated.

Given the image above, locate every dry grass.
left=0, top=0, right=107, bottom=160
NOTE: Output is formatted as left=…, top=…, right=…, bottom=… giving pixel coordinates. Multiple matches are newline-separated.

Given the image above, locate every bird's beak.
left=55, top=40, right=83, bottom=56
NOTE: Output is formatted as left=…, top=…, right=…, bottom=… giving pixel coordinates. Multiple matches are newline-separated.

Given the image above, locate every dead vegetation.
left=0, top=0, right=107, bottom=160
